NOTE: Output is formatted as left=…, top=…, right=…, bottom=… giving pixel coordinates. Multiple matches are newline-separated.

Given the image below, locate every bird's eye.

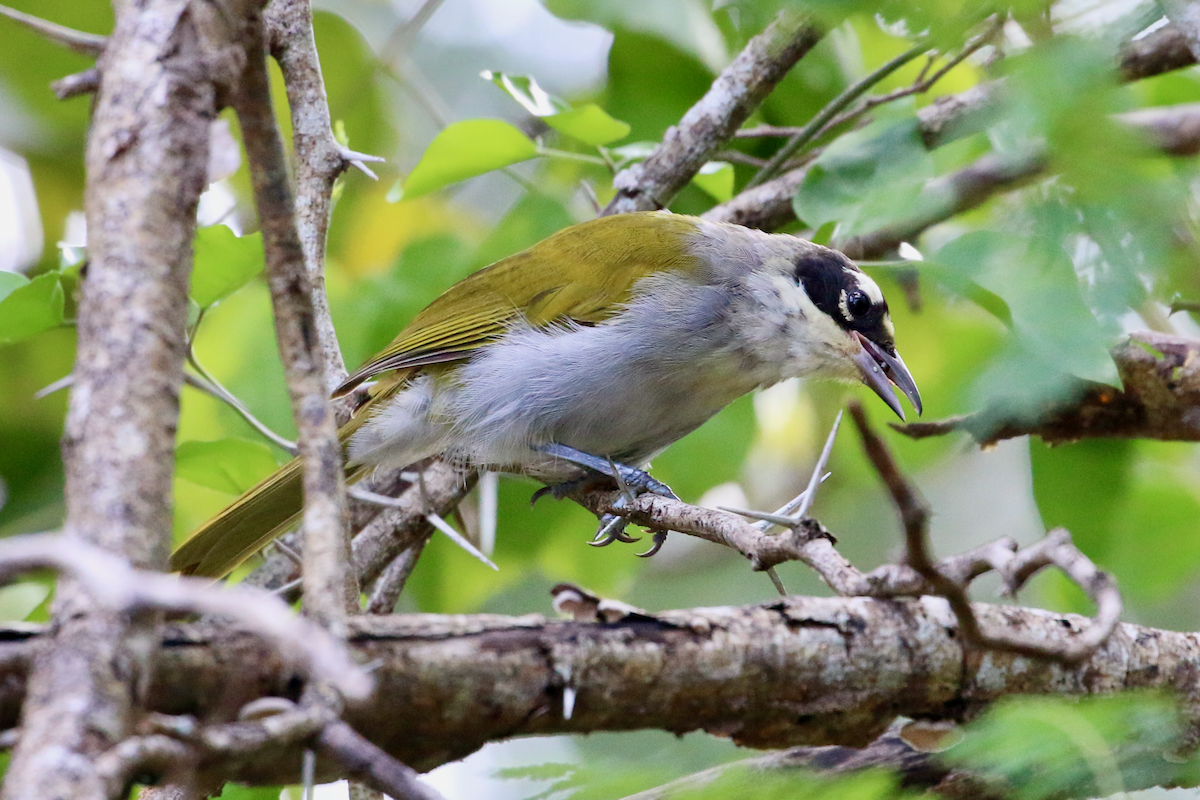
left=846, top=290, right=870, bottom=317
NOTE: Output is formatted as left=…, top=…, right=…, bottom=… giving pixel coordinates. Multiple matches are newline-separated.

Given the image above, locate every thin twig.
left=52, top=67, right=100, bottom=100
left=183, top=364, right=298, bottom=454
left=745, top=41, right=929, bottom=190
left=347, top=486, right=497, bottom=570
left=317, top=720, right=446, bottom=800
left=0, top=3, right=106, bottom=55
left=806, top=17, right=1002, bottom=146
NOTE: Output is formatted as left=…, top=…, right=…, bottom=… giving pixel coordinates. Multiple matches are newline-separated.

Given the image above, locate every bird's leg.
left=534, top=443, right=676, bottom=553
left=535, top=443, right=678, bottom=500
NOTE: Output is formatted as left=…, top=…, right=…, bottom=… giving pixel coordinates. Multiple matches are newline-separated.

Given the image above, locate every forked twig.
left=848, top=401, right=1121, bottom=663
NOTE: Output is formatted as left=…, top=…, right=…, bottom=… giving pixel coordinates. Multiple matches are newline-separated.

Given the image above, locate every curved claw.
left=589, top=514, right=638, bottom=547
left=530, top=486, right=554, bottom=507
left=635, top=530, right=668, bottom=558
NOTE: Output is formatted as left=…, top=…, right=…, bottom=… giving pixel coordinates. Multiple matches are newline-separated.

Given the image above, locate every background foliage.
left=3, top=0, right=1200, bottom=797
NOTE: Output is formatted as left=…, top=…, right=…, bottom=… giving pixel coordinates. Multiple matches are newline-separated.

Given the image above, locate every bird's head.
left=693, top=220, right=922, bottom=420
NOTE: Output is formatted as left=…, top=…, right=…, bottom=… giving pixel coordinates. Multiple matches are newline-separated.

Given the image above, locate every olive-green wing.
left=333, top=212, right=700, bottom=396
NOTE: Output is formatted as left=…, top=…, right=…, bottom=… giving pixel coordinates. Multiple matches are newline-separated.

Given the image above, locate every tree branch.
left=896, top=331, right=1200, bottom=445
left=0, top=598, right=1194, bottom=783
left=5, top=2, right=247, bottom=797
left=706, top=22, right=1200, bottom=235
left=232, top=7, right=356, bottom=625
left=603, top=10, right=823, bottom=215
left=264, top=0, right=384, bottom=390
left=848, top=402, right=1120, bottom=662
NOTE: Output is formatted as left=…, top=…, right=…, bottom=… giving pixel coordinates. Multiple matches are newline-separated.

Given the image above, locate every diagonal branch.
left=0, top=3, right=107, bottom=56
left=603, top=10, right=823, bottom=215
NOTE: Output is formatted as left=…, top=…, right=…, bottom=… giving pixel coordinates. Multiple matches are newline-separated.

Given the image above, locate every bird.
left=171, top=211, right=921, bottom=577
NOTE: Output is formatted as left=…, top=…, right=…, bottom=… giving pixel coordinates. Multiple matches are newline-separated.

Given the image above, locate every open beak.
left=849, top=331, right=923, bottom=421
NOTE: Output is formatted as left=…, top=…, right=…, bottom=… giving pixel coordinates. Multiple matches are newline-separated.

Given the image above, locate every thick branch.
left=603, top=11, right=822, bottom=215
left=4, top=3, right=245, bottom=798
left=233, top=10, right=355, bottom=624
left=0, top=599, right=1195, bottom=784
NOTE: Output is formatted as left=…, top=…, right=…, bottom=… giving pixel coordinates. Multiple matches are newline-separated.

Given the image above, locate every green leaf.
left=0, top=273, right=64, bottom=344
left=691, top=161, right=734, bottom=202
left=190, top=226, right=264, bottom=309
left=0, top=582, right=51, bottom=622
left=544, top=105, right=631, bottom=146
left=0, top=272, right=28, bottom=304
left=480, top=72, right=630, bottom=145
left=402, top=120, right=538, bottom=200
left=793, top=114, right=936, bottom=237
left=176, top=438, right=280, bottom=495
left=935, top=230, right=1117, bottom=420
left=945, top=693, right=1191, bottom=800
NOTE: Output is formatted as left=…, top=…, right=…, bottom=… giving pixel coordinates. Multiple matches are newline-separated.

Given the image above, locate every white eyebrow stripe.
left=853, top=270, right=885, bottom=305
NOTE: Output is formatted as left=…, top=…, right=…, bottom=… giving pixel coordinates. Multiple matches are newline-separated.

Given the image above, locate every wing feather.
left=333, top=212, right=701, bottom=397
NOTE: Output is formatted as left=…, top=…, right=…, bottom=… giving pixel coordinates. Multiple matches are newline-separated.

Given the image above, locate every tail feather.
left=171, top=373, right=411, bottom=578
left=171, top=458, right=307, bottom=578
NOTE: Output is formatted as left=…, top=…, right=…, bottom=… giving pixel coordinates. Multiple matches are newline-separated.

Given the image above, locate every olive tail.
left=171, top=457, right=308, bottom=578
left=171, top=376, right=409, bottom=578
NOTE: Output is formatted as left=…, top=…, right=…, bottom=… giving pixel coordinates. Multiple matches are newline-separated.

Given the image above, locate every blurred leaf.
left=543, top=0, right=727, bottom=70
left=0, top=273, right=64, bottom=344
left=865, top=260, right=1012, bottom=326
left=935, top=230, right=1117, bottom=420
left=216, top=785, right=285, bottom=800
left=0, top=581, right=50, bottom=622
left=793, top=114, right=936, bottom=237
left=793, top=1, right=1016, bottom=48
left=402, top=120, right=538, bottom=200
left=944, top=693, right=1196, bottom=800
left=191, top=226, right=264, bottom=308
left=176, top=438, right=280, bottom=495
left=545, top=105, right=631, bottom=146
left=1107, top=455, right=1200, bottom=603
left=0, top=272, right=27, bottom=303
left=691, top=161, right=734, bottom=202
left=604, top=30, right=714, bottom=142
